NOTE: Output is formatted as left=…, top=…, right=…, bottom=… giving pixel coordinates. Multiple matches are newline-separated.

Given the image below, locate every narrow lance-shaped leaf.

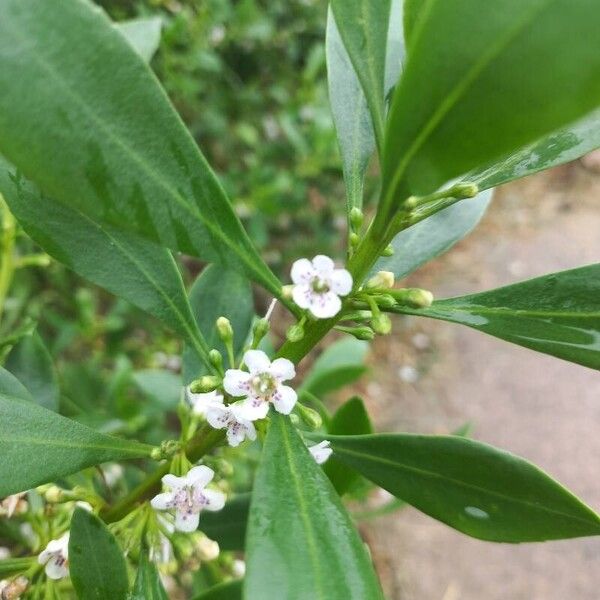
left=131, top=551, right=169, bottom=600
left=115, top=16, right=162, bottom=63
left=245, top=414, right=383, bottom=600
left=384, top=0, right=405, bottom=99
left=0, top=157, right=212, bottom=370
left=5, top=330, right=59, bottom=411
left=0, top=393, right=154, bottom=497
left=323, top=433, right=600, bottom=542
left=0, top=366, right=32, bottom=401
left=182, top=265, right=254, bottom=384
left=0, top=0, right=282, bottom=296
left=383, top=0, right=600, bottom=205
left=402, top=0, right=429, bottom=49
left=70, top=508, right=129, bottom=600
left=389, top=264, right=600, bottom=369
left=330, top=0, right=391, bottom=152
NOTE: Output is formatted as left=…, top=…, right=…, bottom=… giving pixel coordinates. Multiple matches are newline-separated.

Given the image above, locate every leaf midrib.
left=1, top=435, right=150, bottom=455
left=430, top=305, right=600, bottom=320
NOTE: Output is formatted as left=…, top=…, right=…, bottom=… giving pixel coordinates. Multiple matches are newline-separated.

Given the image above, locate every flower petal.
left=175, top=509, right=200, bottom=533
left=308, top=291, right=342, bottom=319
left=162, top=474, right=184, bottom=490
left=272, top=385, right=297, bottom=415
left=38, top=549, right=51, bottom=565
left=237, top=397, right=270, bottom=421
left=45, top=558, right=68, bottom=580
left=150, top=492, right=174, bottom=510
left=269, top=357, right=295, bottom=382
left=203, top=489, right=226, bottom=512
left=186, top=465, right=214, bottom=488
left=226, top=426, right=245, bottom=447
left=290, top=258, right=315, bottom=285
left=329, top=269, right=353, bottom=296
left=309, top=440, right=333, bottom=465
left=223, top=369, right=251, bottom=397
left=188, top=390, right=224, bottom=416
left=292, top=283, right=313, bottom=309
left=243, top=349, right=271, bottom=374
left=312, top=254, right=335, bottom=275
left=206, top=404, right=231, bottom=430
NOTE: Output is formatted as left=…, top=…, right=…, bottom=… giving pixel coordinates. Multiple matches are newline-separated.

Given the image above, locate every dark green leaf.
left=115, top=17, right=162, bottom=63
left=0, top=366, right=32, bottom=401
left=5, top=331, right=58, bottom=411
left=0, top=0, right=281, bottom=295
left=245, top=414, right=383, bottom=599
left=374, top=189, right=492, bottom=279
left=325, top=433, right=600, bottom=542
left=182, top=266, right=254, bottom=384
left=324, top=397, right=373, bottom=495
left=402, top=0, right=428, bottom=48
left=131, top=551, right=168, bottom=600
left=330, top=0, right=391, bottom=151
left=193, top=580, right=242, bottom=600
left=199, top=493, right=250, bottom=551
left=383, top=0, right=600, bottom=204
left=70, top=508, right=129, bottom=600
left=0, top=157, right=211, bottom=369
left=0, top=393, right=153, bottom=496
left=391, top=264, right=600, bottom=369
left=301, top=338, right=368, bottom=396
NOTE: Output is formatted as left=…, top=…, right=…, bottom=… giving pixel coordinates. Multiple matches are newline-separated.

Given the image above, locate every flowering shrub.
left=0, top=0, right=599, bottom=598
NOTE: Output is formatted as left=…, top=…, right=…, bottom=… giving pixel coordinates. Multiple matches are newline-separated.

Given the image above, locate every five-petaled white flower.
left=291, top=255, right=353, bottom=318
left=187, top=389, right=224, bottom=417
left=223, top=350, right=297, bottom=420
left=205, top=397, right=257, bottom=447
left=150, top=466, right=225, bottom=533
left=308, top=440, right=333, bottom=465
left=38, top=533, right=69, bottom=580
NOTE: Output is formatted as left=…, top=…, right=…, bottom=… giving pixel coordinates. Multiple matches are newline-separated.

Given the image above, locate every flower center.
left=250, top=372, right=277, bottom=398
left=174, top=486, right=206, bottom=514
left=311, top=277, right=330, bottom=294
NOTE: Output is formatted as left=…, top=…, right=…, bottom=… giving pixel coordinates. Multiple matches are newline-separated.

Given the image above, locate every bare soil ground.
left=358, top=162, right=600, bottom=599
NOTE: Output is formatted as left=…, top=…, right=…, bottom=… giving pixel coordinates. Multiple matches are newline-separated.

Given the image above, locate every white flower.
left=223, top=350, right=297, bottom=419
left=205, top=397, right=257, bottom=447
left=291, top=255, right=353, bottom=318
left=232, top=559, right=246, bottom=578
left=187, top=388, right=224, bottom=417
left=38, top=533, right=69, bottom=580
left=150, top=466, right=225, bottom=533
left=308, top=440, right=333, bottom=465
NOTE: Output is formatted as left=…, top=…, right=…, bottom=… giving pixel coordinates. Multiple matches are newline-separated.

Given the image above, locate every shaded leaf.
left=200, top=493, right=250, bottom=551
left=0, top=366, right=32, bottom=401
left=115, top=17, right=162, bottom=63
left=193, top=580, right=242, bottom=600
left=132, top=369, right=181, bottom=411
left=131, top=551, right=168, bottom=600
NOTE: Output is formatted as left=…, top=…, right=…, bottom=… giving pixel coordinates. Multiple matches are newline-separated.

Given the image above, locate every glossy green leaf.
left=466, top=109, right=600, bottom=191
left=390, top=264, right=600, bottom=369
left=0, top=158, right=211, bottom=370
left=301, top=338, right=368, bottom=396
left=324, top=397, right=373, bottom=495
left=200, top=493, right=250, bottom=551
left=0, top=366, right=32, bottom=401
left=402, top=0, right=428, bottom=48
left=182, top=265, right=254, bottom=384
left=383, top=0, right=600, bottom=203
left=70, top=508, right=129, bottom=600
left=0, top=0, right=281, bottom=296
left=330, top=0, right=391, bottom=151
left=374, top=189, right=493, bottom=279
left=325, top=434, right=600, bottom=542
left=115, top=17, right=162, bottom=63
left=245, top=414, right=383, bottom=600
left=0, top=393, right=153, bottom=496
left=5, top=331, right=59, bottom=411
left=193, top=580, right=242, bottom=600
left=131, top=551, right=168, bottom=600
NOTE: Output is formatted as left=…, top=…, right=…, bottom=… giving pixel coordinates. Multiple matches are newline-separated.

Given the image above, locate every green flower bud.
left=286, top=322, right=305, bottom=342
left=371, top=313, right=392, bottom=335
left=209, top=349, right=223, bottom=370
left=348, top=326, right=375, bottom=341
left=452, top=182, right=479, bottom=198
left=373, top=294, right=396, bottom=308
left=349, top=232, right=360, bottom=248
left=281, top=284, right=294, bottom=299
left=189, top=375, right=221, bottom=393
left=366, top=270, right=395, bottom=289
left=252, top=318, right=270, bottom=347
left=295, top=403, right=323, bottom=430
left=216, top=317, right=233, bottom=343
left=349, top=207, right=364, bottom=231
left=381, top=245, right=394, bottom=257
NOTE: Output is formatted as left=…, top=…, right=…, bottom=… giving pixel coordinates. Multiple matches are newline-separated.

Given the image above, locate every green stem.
left=0, top=194, right=17, bottom=325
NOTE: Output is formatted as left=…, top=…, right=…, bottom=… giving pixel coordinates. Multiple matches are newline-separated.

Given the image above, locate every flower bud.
left=348, top=326, right=375, bottom=341
left=216, top=317, right=233, bottom=343
left=406, top=289, right=434, bottom=308
left=294, top=403, right=323, bottom=430
left=349, top=207, right=364, bottom=231
left=281, top=285, right=294, bottom=299
left=381, top=245, right=394, bottom=257
left=366, top=271, right=395, bottom=289
left=189, top=375, right=221, bottom=393
left=286, top=322, right=305, bottom=342
left=373, top=294, right=396, bottom=308
left=232, top=559, right=246, bottom=578
left=371, top=313, right=392, bottom=335
left=452, top=182, right=479, bottom=198
left=208, top=349, right=223, bottom=371
left=349, top=232, right=360, bottom=248
left=44, top=486, right=64, bottom=503
left=252, top=318, right=270, bottom=347
left=196, top=536, right=220, bottom=562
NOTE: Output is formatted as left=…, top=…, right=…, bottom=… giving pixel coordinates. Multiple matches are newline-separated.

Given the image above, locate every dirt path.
left=360, top=163, right=600, bottom=599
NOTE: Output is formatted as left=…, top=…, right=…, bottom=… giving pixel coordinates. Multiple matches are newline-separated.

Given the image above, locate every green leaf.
left=383, top=0, right=600, bottom=204
left=325, top=433, right=600, bottom=542
left=324, top=397, right=373, bottom=495
left=0, top=366, right=32, bottom=401
left=402, top=0, right=428, bottom=48
left=5, top=331, right=59, bottom=411
left=466, top=109, right=600, bottom=191
left=115, top=17, right=162, bottom=63
left=193, top=580, right=242, bottom=600
left=245, top=414, right=383, bottom=600
left=131, top=551, right=168, bottom=600
left=0, top=393, right=153, bottom=496
left=301, top=338, right=368, bottom=396
left=0, top=158, right=211, bottom=370
left=330, top=0, right=391, bottom=151
left=384, top=0, right=406, bottom=97
left=132, top=369, right=181, bottom=411
left=374, top=189, right=492, bottom=279
left=200, top=493, right=250, bottom=551
left=182, top=265, right=254, bottom=384
left=391, top=264, right=600, bottom=369
left=70, top=508, right=129, bottom=600
left=0, top=0, right=281, bottom=296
